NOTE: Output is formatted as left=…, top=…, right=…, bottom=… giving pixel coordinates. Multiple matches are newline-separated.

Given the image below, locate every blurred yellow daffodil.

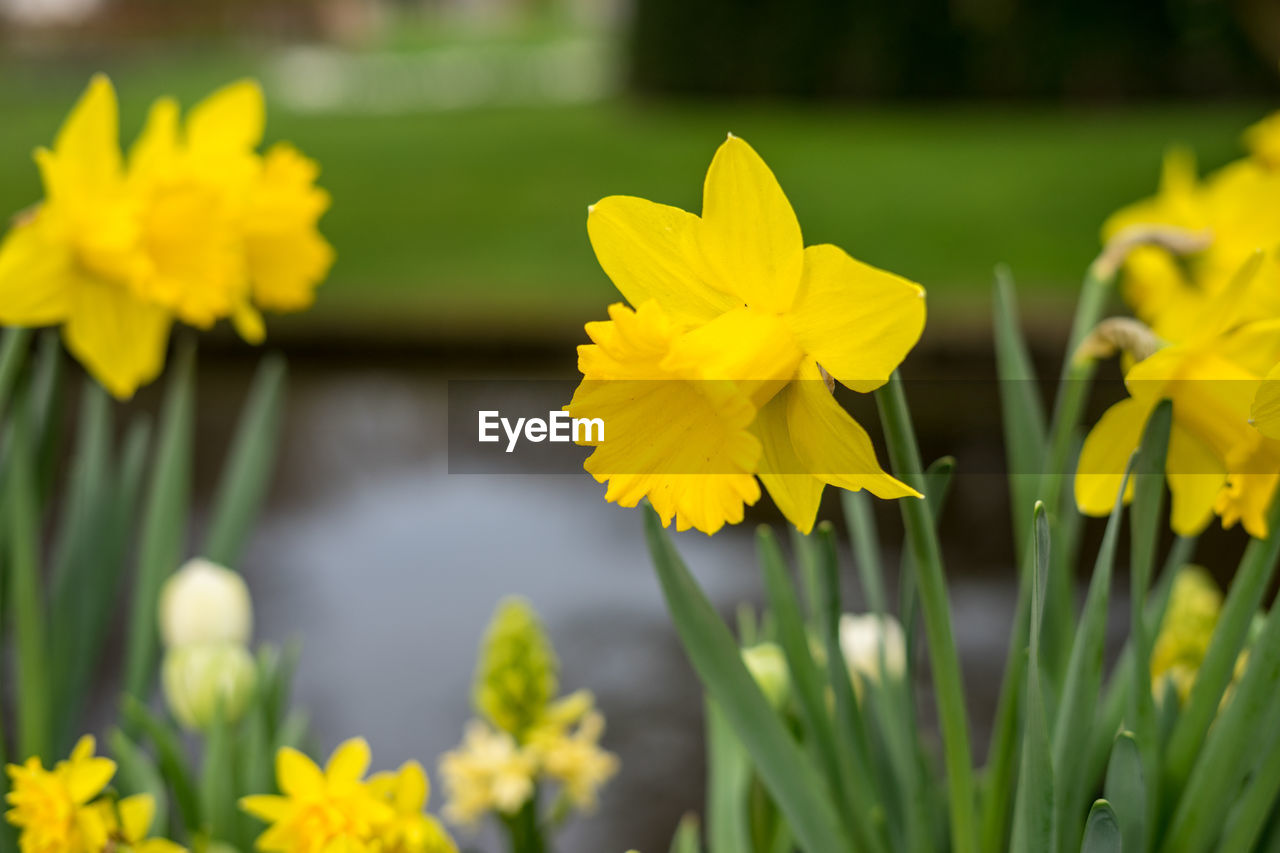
left=438, top=722, right=538, bottom=827
left=0, top=74, right=332, bottom=398
left=111, top=794, right=185, bottom=853
left=366, top=761, right=457, bottom=853
left=570, top=135, right=924, bottom=534
left=5, top=736, right=126, bottom=853
left=525, top=691, right=619, bottom=813
left=240, top=738, right=393, bottom=853
left=1150, top=566, right=1223, bottom=704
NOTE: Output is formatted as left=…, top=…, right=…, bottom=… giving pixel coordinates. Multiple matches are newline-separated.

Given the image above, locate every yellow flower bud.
left=839, top=613, right=907, bottom=687
left=159, top=558, right=253, bottom=648
left=473, top=598, right=558, bottom=739
left=741, top=642, right=789, bottom=708
left=162, top=642, right=257, bottom=730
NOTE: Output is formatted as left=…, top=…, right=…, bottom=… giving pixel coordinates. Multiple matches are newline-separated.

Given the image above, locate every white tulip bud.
left=159, top=558, right=252, bottom=648
left=839, top=613, right=907, bottom=686
left=741, top=642, right=789, bottom=709
left=162, top=643, right=257, bottom=730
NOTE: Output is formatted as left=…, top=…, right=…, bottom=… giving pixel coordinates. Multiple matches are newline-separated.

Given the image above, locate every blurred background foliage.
left=1, top=0, right=1277, bottom=346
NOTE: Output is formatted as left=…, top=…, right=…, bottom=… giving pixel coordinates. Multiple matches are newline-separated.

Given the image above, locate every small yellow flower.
left=473, top=598, right=558, bottom=739
left=569, top=134, right=923, bottom=535
left=366, top=762, right=456, bottom=853
left=1151, top=567, right=1223, bottom=704
left=113, top=794, right=186, bottom=853
left=525, top=693, right=618, bottom=813
left=4, top=736, right=116, bottom=853
left=240, top=738, right=393, bottom=853
left=438, top=723, right=537, bottom=827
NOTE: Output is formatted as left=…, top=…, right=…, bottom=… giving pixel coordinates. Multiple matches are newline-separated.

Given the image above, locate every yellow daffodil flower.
left=1103, top=145, right=1280, bottom=343
left=0, top=75, right=173, bottom=398
left=1149, top=565, right=1254, bottom=707
left=240, top=738, right=393, bottom=853
left=366, top=762, right=457, bottom=853
left=438, top=722, right=538, bottom=827
left=570, top=135, right=924, bottom=534
left=0, top=74, right=333, bottom=399
left=525, top=692, right=618, bottom=813
left=4, top=736, right=116, bottom=853
left=1075, top=263, right=1280, bottom=537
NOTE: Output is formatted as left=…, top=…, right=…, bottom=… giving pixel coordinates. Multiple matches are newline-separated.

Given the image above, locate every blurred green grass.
left=0, top=53, right=1267, bottom=342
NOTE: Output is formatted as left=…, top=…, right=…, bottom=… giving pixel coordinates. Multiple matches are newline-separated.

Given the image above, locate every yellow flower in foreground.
left=4, top=736, right=115, bottom=853
left=569, top=135, right=924, bottom=534
left=1074, top=267, right=1280, bottom=537
left=240, top=739, right=392, bottom=853
left=438, top=722, right=537, bottom=827
left=366, top=762, right=457, bottom=853
left=0, top=74, right=333, bottom=398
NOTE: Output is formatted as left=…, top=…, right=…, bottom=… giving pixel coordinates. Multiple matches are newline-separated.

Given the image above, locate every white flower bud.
left=741, top=642, right=789, bottom=708
left=162, top=643, right=257, bottom=730
left=159, top=558, right=252, bottom=648
left=838, top=613, right=907, bottom=686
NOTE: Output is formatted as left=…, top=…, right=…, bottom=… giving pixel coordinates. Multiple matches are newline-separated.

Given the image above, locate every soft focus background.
left=4, top=1, right=1279, bottom=850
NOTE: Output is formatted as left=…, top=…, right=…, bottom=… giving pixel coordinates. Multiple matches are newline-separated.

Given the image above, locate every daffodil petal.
left=1166, top=424, right=1226, bottom=536
left=586, top=196, right=736, bottom=324
left=661, top=306, right=803, bottom=407
left=117, top=793, right=155, bottom=843
left=787, top=244, right=925, bottom=392
left=325, top=738, right=372, bottom=787
left=698, top=135, right=804, bottom=312
left=1075, top=396, right=1154, bottom=516
left=394, top=761, right=428, bottom=812
left=240, top=794, right=291, bottom=823
left=276, top=747, right=324, bottom=798
left=786, top=360, right=919, bottom=499
left=64, top=757, right=115, bottom=804
left=753, top=390, right=825, bottom=534
left=1252, top=361, right=1280, bottom=440
left=0, top=220, right=73, bottom=325
left=186, top=79, right=265, bottom=157
left=62, top=277, right=172, bottom=400
left=40, top=74, right=121, bottom=201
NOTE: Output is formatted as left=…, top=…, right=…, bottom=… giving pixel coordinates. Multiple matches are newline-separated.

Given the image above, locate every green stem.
left=876, top=372, right=977, bottom=853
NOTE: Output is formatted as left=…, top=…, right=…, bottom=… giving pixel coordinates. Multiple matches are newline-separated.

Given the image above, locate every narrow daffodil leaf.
left=1104, top=732, right=1146, bottom=853
left=109, top=728, right=170, bottom=837
left=1080, top=800, right=1122, bottom=853
left=992, top=265, right=1047, bottom=552
left=1163, top=496, right=1280, bottom=799
left=1012, top=504, right=1054, bottom=853
left=1053, top=457, right=1132, bottom=853
left=124, top=342, right=194, bottom=705
left=644, top=508, right=856, bottom=853
left=670, top=813, right=703, bottom=853
left=121, top=690, right=201, bottom=835
left=1219, top=719, right=1280, bottom=853
left=876, top=374, right=978, bottom=853
left=202, top=355, right=286, bottom=567
left=200, top=705, right=238, bottom=843
left=841, top=489, right=887, bottom=616
left=0, top=327, right=31, bottom=421
left=705, top=699, right=752, bottom=853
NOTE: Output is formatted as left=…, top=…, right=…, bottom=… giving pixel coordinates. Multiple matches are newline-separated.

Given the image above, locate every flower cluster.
left=240, top=738, right=456, bottom=853
left=5, top=736, right=182, bottom=853
left=0, top=75, right=332, bottom=398
left=439, top=599, right=618, bottom=829
left=568, top=135, right=925, bottom=534
left=1076, top=113, right=1280, bottom=537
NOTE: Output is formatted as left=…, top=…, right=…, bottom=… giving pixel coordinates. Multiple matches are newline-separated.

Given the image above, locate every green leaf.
left=6, top=390, right=50, bottom=762
left=644, top=508, right=855, bottom=853
left=705, top=699, right=752, bottom=853
left=1104, top=732, right=1146, bottom=853
left=1163, top=494, right=1280, bottom=799
left=0, top=328, right=32, bottom=420
left=124, top=343, right=195, bottom=705
left=670, top=813, right=702, bottom=853
left=876, top=373, right=977, bottom=853
left=200, top=707, right=238, bottom=843
left=1080, top=800, right=1123, bottom=853
left=121, top=695, right=201, bottom=835
left=1053, top=458, right=1132, bottom=853
left=1011, top=504, right=1053, bottom=853
left=992, top=265, right=1047, bottom=552
left=1217, top=711, right=1280, bottom=853
left=109, top=728, right=170, bottom=837
left=841, top=489, right=887, bottom=615
left=202, top=355, right=286, bottom=567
